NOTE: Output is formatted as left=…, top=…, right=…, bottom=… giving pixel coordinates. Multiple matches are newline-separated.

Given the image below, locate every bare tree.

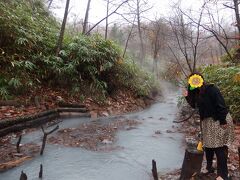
left=167, top=6, right=204, bottom=74
left=136, top=0, right=145, bottom=65
left=179, top=3, right=234, bottom=61
left=56, top=0, right=71, bottom=56
left=126, top=0, right=152, bottom=66
left=103, top=0, right=122, bottom=39
left=147, top=18, right=166, bottom=76
left=85, top=0, right=128, bottom=35
left=105, top=0, right=110, bottom=39
left=123, top=16, right=136, bottom=58
left=82, top=0, right=92, bottom=34
left=222, top=0, right=240, bottom=36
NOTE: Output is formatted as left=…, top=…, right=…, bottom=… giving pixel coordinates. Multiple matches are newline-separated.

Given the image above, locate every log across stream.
left=0, top=90, right=185, bottom=180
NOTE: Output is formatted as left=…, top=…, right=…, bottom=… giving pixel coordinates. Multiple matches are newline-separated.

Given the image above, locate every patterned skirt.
left=201, top=114, right=235, bottom=148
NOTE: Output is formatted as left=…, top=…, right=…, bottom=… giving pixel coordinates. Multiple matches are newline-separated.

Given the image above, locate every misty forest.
left=0, top=0, right=240, bottom=179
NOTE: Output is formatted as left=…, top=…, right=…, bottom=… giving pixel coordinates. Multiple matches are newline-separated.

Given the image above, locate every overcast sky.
left=50, top=0, right=235, bottom=26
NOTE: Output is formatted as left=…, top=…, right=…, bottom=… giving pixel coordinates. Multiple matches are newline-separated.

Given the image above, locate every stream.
left=0, top=88, right=185, bottom=180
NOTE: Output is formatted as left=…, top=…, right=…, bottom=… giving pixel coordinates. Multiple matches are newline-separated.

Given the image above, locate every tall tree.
left=147, top=19, right=166, bottom=76
left=56, top=0, right=71, bottom=56
left=168, top=5, right=204, bottom=74
left=126, top=0, right=152, bottom=66
left=222, top=0, right=240, bottom=37
left=123, top=16, right=136, bottom=58
left=82, top=0, right=92, bottom=34
left=105, top=0, right=110, bottom=39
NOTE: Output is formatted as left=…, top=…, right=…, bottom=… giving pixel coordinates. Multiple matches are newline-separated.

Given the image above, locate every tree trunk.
left=123, top=17, right=136, bottom=58
left=56, top=0, right=71, bottom=56
left=234, top=0, right=240, bottom=37
left=105, top=0, right=110, bottom=40
left=82, top=0, right=92, bottom=34
left=136, top=0, right=145, bottom=65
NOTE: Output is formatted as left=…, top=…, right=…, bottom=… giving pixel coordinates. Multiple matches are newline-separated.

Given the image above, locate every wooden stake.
left=152, top=159, right=158, bottom=180
left=40, top=125, right=59, bottom=155
left=39, top=164, right=43, bottom=178
left=20, top=170, right=27, bottom=180
left=16, top=135, right=22, bottom=153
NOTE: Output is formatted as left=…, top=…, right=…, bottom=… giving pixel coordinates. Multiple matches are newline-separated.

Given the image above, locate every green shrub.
left=220, top=48, right=240, bottom=64
left=203, top=65, right=240, bottom=122
left=0, top=0, right=159, bottom=101
left=0, top=0, right=59, bottom=98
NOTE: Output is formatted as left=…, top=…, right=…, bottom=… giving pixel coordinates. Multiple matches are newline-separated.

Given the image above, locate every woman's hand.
left=182, top=89, right=188, bottom=97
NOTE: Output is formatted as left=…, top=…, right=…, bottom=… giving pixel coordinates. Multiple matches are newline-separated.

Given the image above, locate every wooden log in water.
left=40, top=125, right=59, bottom=155
left=20, top=170, right=28, bottom=180
left=16, top=135, right=22, bottom=153
left=152, top=159, right=158, bottom=180
left=39, top=164, right=43, bottom=178
left=179, top=149, right=203, bottom=180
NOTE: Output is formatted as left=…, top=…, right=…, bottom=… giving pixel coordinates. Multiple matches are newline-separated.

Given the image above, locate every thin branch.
left=85, top=0, right=128, bottom=35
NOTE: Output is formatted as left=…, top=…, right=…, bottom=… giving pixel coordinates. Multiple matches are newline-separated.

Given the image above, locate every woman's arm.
left=184, top=86, right=197, bottom=108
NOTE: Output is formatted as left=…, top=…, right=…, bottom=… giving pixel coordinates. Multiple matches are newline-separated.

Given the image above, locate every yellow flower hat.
left=188, top=74, right=204, bottom=89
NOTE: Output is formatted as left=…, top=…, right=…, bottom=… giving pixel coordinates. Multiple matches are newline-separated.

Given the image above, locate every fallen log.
left=59, top=112, right=91, bottom=118
left=0, top=107, right=89, bottom=137
left=0, top=156, right=32, bottom=172
left=58, top=101, right=85, bottom=108
left=0, top=113, right=59, bottom=137
left=0, top=110, right=58, bottom=129
left=57, top=107, right=87, bottom=113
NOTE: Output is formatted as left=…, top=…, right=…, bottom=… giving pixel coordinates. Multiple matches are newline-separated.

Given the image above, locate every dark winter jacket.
left=185, top=84, right=228, bottom=125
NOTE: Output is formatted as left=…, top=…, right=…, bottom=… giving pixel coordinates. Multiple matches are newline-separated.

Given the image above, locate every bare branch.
left=85, top=0, right=128, bottom=35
